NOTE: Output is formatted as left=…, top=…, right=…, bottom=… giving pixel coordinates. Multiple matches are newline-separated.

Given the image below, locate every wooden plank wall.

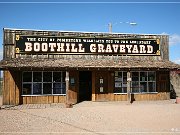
left=3, top=70, right=21, bottom=105
left=95, top=93, right=170, bottom=101
left=94, top=71, right=170, bottom=101
left=22, top=96, right=66, bottom=104
left=68, top=71, right=79, bottom=104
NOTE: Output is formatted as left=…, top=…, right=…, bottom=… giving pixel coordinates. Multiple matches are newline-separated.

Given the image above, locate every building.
left=0, top=28, right=180, bottom=105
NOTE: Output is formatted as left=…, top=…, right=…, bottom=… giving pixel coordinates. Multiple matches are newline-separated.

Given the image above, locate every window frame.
left=114, top=71, right=127, bottom=94
left=114, top=71, right=157, bottom=94
left=22, top=71, right=66, bottom=96
left=131, top=71, right=156, bottom=94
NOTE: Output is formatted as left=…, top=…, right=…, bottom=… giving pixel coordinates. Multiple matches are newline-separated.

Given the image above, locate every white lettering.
left=57, top=43, right=64, bottom=52
left=105, top=44, right=112, bottom=52
left=49, top=43, right=56, bottom=52
left=90, top=44, right=96, bottom=52
left=66, top=43, right=70, bottom=52
left=98, top=44, right=104, bottom=52
left=71, top=43, right=78, bottom=52
left=78, top=44, right=85, bottom=52
left=42, top=43, right=48, bottom=52
left=139, top=45, right=146, bottom=53
left=119, top=45, right=126, bottom=53
left=25, top=42, right=32, bottom=51
left=126, top=45, right=132, bottom=53
left=132, top=45, right=139, bottom=53
left=34, top=42, right=40, bottom=52
left=112, top=45, right=119, bottom=52
left=147, top=45, right=153, bottom=53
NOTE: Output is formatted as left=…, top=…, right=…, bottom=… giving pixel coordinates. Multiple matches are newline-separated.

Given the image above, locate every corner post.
left=127, top=71, right=131, bottom=103
left=65, top=71, right=70, bottom=105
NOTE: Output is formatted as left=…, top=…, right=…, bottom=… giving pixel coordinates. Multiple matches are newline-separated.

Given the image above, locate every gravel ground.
left=0, top=96, right=2, bottom=106
left=0, top=100, right=180, bottom=135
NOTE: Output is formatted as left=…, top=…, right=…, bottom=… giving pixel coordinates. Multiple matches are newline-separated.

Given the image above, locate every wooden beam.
left=65, top=71, right=69, bottom=104
left=127, top=71, right=131, bottom=103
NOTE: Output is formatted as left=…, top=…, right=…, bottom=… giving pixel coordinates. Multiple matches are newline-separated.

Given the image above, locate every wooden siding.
left=2, top=70, right=171, bottom=105
left=22, top=96, right=66, bottom=104
left=3, top=70, right=21, bottom=105
left=69, top=71, right=79, bottom=104
left=95, top=93, right=170, bottom=101
left=157, top=71, right=170, bottom=93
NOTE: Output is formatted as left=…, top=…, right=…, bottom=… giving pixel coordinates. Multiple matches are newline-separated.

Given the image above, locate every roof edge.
left=3, top=28, right=169, bottom=36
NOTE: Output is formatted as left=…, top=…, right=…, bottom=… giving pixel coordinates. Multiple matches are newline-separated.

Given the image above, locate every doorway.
left=79, top=71, right=92, bottom=102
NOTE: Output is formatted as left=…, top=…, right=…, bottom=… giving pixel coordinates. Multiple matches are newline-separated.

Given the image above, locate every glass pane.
left=118, top=72, right=122, bottom=77
left=53, top=83, right=62, bottom=94
left=123, top=72, right=127, bottom=83
left=140, top=82, right=147, bottom=92
left=43, top=72, right=52, bottom=82
left=62, top=83, right=66, bottom=94
left=23, top=84, right=31, bottom=95
left=33, top=72, right=42, bottom=82
left=140, top=72, right=147, bottom=81
left=53, top=72, right=61, bottom=82
left=115, top=82, right=122, bottom=88
left=123, top=87, right=127, bottom=93
left=132, top=81, right=139, bottom=93
left=43, top=83, right=52, bottom=94
left=23, top=72, right=32, bottom=82
left=148, top=72, right=155, bottom=81
left=132, top=72, right=139, bottom=81
left=62, top=72, right=66, bottom=82
left=33, top=83, right=42, bottom=94
left=149, top=82, right=156, bottom=92
left=114, top=87, right=123, bottom=93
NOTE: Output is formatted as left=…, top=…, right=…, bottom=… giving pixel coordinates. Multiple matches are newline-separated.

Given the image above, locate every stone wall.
left=170, top=71, right=180, bottom=98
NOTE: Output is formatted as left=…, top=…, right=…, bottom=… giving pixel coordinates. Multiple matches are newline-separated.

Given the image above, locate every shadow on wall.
left=170, top=84, right=176, bottom=99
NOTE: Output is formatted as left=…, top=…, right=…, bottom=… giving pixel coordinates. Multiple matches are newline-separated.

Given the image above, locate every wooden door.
left=95, top=71, right=108, bottom=101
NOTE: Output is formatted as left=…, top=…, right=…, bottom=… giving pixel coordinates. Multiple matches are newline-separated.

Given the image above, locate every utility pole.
left=108, top=23, right=112, bottom=33
left=108, top=22, right=137, bottom=33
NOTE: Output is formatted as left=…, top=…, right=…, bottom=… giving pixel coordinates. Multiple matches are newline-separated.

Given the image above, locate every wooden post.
left=92, top=71, right=96, bottom=101
left=127, top=71, right=131, bottom=103
left=65, top=71, right=72, bottom=108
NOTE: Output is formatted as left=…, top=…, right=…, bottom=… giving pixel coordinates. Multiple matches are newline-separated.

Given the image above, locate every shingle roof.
left=0, top=58, right=179, bottom=70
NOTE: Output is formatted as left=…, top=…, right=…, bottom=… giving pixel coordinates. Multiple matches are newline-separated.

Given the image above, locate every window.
left=22, top=71, right=66, bottom=95
left=114, top=71, right=156, bottom=94
left=114, top=71, right=127, bottom=93
left=131, top=71, right=156, bottom=93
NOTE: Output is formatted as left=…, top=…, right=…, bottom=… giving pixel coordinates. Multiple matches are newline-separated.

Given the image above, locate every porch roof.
left=0, top=58, right=179, bottom=70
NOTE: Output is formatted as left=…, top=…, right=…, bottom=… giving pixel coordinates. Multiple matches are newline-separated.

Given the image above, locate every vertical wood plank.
left=48, top=96, right=54, bottom=104
left=23, top=97, right=27, bottom=104
left=3, top=71, right=10, bottom=105
left=9, top=71, right=15, bottom=105
left=54, top=96, right=59, bottom=103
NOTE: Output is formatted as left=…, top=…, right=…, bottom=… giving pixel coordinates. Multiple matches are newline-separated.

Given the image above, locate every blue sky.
left=0, top=0, right=180, bottom=63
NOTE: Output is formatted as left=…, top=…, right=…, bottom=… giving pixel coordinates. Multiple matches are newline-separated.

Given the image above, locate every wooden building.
left=0, top=28, right=180, bottom=105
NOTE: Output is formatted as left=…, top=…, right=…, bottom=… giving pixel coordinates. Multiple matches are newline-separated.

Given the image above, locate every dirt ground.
left=0, top=100, right=180, bottom=135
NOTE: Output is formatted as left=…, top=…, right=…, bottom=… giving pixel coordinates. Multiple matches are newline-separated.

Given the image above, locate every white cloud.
left=173, top=59, right=180, bottom=64
left=169, top=34, right=180, bottom=46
